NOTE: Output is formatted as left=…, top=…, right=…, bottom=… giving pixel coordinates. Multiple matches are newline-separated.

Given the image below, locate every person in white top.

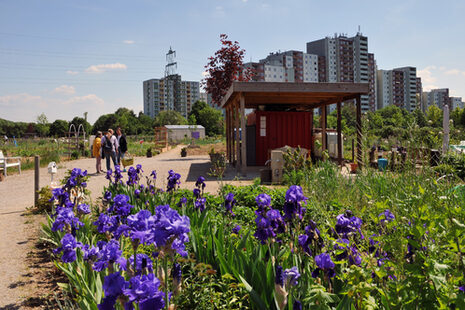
left=102, top=129, right=118, bottom=171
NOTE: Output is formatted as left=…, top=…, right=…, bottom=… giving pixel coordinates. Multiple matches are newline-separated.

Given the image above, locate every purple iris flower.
left=298, top=220, right=322, bottom=256
left=77, top=203, right=91, bottom=215
left=194, top=198, right=206, bottom=212
left=335, top=210, right=364, bottom=239
left=134, top=189, right=141, bottom=197
left=152, top=205, right=190, bottom=257
left=109, top=194, right=133, bottom=217
left=172, top=263, right=182, bottom=283
left=275, top=265, right=284, bottom=286
left=293, top=300, right=302, bottom=310
left=193, top=188, right=201, bottom=199
left=379, top=209, right=395, bottom=223
left=123, top=273, right=164, bottom=304
left=82, top=244, right=99, bottom=261
left=167, top=170, right=181, bottom=192
left=254, top=214, right=275, bottom=244
left=136, top=164, right=143, bottom=174
left=232, top=225, right=241, bottom=234
left=50, top=188, right=70, bottom=207
left=119, top=210, right=156, bottom=245
left=150, top=170, right=157, bottom=180
left=283, top=185, right=307, bottom=221
left=119, top=253, right=154, bottom=274
left=93, top=240, right=123, bottom=272
left=195, top=176, right=206, bottom=190
left=312, top=253, right=336, bottom=278
left=104, top=191, right=112, bottom=202
left=103, top=272, right=127, bottom=297
left=93, top=213, right=119, bottom=234
left=51, top=207, right=83, bottom=232
left=459, top=286, right=465, bottom=293
left=256, top=193, right=271, bottom=210
left=53, top=234, right=82, bottom=263
left=127, top=167, right=139, bottom=186
left=177, top=197, right=187, bottom=208
left=283, top=266, right=300, bottom=286
left=224, top=193, right=236, bottom=215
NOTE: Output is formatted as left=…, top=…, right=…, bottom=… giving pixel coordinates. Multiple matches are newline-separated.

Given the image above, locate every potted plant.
left=146, top=147, right=152, bottom=158
left=180, top=147, right=187, bottom=157
left=350, top=160, right=358, bottom=173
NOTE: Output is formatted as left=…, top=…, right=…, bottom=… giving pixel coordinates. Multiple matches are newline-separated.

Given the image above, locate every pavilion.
left=220, top=82, right=369, bottom=173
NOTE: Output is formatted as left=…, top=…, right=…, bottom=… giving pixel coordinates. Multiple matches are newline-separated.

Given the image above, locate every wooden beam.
left=226, top=108, right=230, bottom=162
left=240, top=94, right=247, bottom=175
left=337, top=101, right=343, bottom=166
left=356, top=95, right=362, bottom=166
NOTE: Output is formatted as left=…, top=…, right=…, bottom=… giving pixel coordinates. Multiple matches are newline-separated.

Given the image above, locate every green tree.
left=412, top=108, right=427, bottom=127
left=35, top=113, right=50, bottom=136
left=70, top=116, right=92, bottom=135
left=188, top=101, right=224, bottom=136
left=49, top=119, right=69, bottom=137
left=92, top=114, right=118, bottom=134
left=154, top=110, right=187, bottom=127
left=426, top=105, right=443, bottom=128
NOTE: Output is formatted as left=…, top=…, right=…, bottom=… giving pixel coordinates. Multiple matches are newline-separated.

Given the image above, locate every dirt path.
left=0, top=145, right=254, bottom=308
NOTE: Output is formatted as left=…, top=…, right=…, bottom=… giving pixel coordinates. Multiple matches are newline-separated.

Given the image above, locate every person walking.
left=93, top=131, right=103, bottom=173
left=102, top=129, right=118, bottom=171
left=116, top=127, right=128, bottom=172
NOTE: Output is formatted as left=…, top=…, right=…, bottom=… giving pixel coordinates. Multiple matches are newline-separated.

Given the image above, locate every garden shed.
left=164, top=125, right=205, bottom=142
left=221, top=82, right=369, bottom=173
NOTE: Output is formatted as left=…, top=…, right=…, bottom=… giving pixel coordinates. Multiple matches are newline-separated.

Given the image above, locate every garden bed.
left=42, top=162, right=465, bottom=309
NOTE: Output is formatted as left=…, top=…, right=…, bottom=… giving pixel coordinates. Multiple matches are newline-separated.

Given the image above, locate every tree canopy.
left=154, top=110, right=187, bottom=127
left=203, top=34, right=252, bottom=106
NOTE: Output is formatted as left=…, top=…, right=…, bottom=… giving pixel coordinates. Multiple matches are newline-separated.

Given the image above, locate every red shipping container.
left=255, top=111, right=313, bottom=166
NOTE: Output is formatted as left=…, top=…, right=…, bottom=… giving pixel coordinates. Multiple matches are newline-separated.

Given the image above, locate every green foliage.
left=426, top=105, right=443, bottom=127
left=189, top=101, right=224, bottom=136
left=441, top=152, right=465, bottom=179
left=70, top=117, right=92, bottom=135
left=154, top=110, right=187, bottom=127
left=282, top=146, right=312, bottom=185
left=30, top=186, right=54, bottom=214
left=49, top=119, right=69, bottom=137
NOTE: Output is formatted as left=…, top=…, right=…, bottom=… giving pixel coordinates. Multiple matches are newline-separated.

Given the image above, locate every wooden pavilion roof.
left=221, top=82, right=369, bottom=109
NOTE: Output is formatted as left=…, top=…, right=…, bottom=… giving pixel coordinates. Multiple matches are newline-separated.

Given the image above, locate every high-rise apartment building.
left=450, top=97, right=464, bottom=110
left=422, top=88, right=450, bottom=110
left=393, top=67, right=417, bottom=111
left=143, top=74, right=200, bottom=119
left=376, top=67, right=420, bottom=112
left=245, top=50, right=319, bottom=83
left=306, top=33, right=376, bottom=112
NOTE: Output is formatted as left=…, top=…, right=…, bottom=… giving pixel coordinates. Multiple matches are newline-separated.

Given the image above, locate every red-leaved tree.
left=203, top=34, right=253, bottom=106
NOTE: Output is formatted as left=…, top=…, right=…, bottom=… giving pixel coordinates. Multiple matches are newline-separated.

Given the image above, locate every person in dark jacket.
left=116, top=127, right=128, bottom=171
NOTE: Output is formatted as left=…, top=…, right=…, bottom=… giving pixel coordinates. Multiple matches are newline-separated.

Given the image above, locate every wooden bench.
left=0, top=150, right=21, bottom=176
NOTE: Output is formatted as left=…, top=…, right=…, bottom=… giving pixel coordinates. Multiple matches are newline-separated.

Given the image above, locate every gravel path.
left=0, top=145, right=254, bottom=308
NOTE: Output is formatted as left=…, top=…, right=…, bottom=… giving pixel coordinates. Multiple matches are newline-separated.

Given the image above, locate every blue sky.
left=1, top=0, right=464, bottom=123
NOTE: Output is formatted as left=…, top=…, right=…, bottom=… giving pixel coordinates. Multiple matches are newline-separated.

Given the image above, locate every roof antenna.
left=358, top=25, right=361, bottom=34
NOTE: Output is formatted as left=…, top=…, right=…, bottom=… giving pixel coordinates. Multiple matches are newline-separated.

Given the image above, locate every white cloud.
left=0, top=93, right=42, bottom=107
left=123, top=40, right=135, bottom=44
left=213, top=6, right=225, bottom=18
left=445, top=69, right=461, bottom=75
left=85, top=63, right=127, bottom=74
left=0, top=92, right=105, bottom=122
left=417, top=66, right=438, bottom=91
left=63, top=94, right=104, bottom=106
left=52, top=85, right=76, bottom=95
left=66, top=70, right=79, bottom=75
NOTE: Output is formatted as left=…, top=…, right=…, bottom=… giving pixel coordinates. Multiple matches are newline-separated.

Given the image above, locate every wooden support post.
left=310, top=109, right=314, bottom=160
left=235, top=99, right=240, bottom=171
left=356, top=95, right=362, bottom=166
left=34, top=155, right=40, bottom=207
left=321, top=105, right=327, bottom=156
left=226, top=108, right=230, bottom=163
left=240, top=94, right=247, bottom=175
left=337, top=101, right=343, bottom=166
